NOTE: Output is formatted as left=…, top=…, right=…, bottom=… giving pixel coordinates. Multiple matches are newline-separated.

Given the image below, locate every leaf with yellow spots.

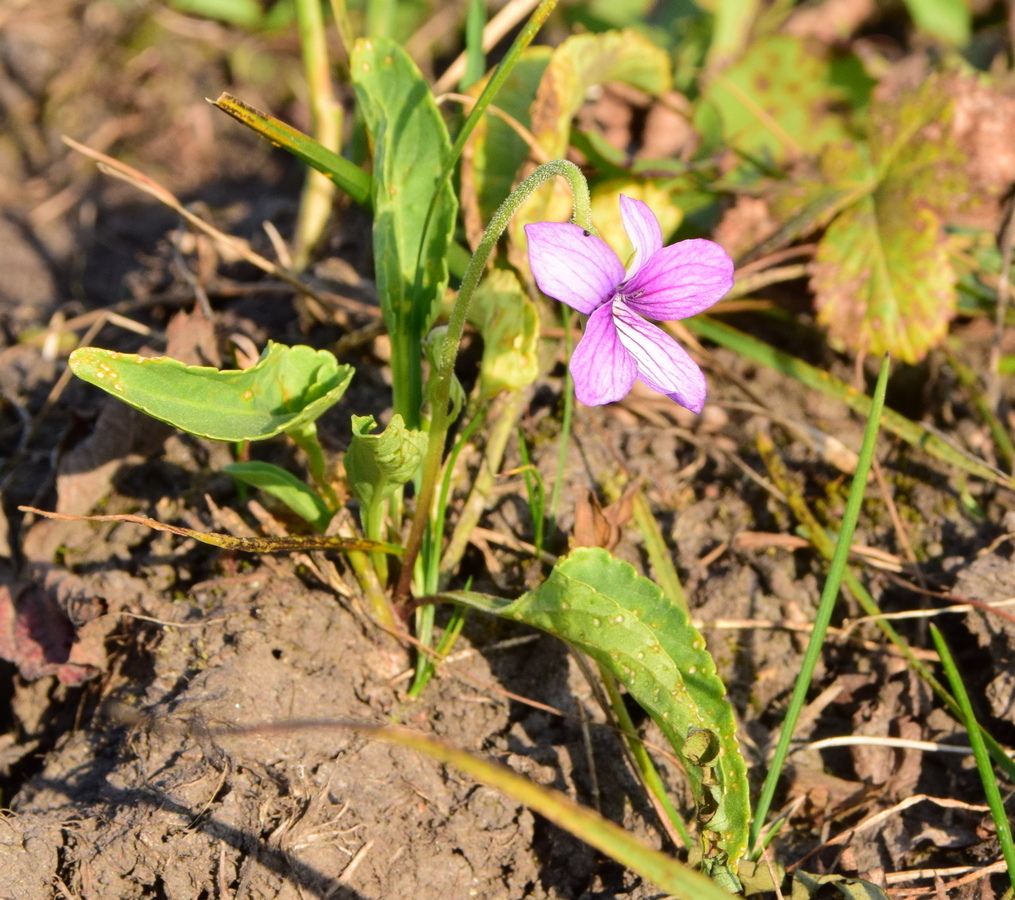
left=69, top=342, right=353, bottom=442
left=442, top=547, right=749, bottom=891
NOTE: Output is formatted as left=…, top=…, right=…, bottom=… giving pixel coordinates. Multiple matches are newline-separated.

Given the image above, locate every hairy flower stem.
left=393, top=160, right=593, bottom=604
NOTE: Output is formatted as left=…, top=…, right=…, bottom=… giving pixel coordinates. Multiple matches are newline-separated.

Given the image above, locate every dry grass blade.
left=61, top=136, right=371, bottom=319
left=18, top=505, right=396, bottom=555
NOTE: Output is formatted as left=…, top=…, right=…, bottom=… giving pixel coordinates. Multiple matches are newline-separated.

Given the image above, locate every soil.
left=1, top=3, right=1014, bottom=900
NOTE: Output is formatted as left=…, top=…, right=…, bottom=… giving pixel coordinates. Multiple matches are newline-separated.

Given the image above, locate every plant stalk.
left=294, top=0, right=343, bottom=269
left=394, top=160, right=593, bottom=604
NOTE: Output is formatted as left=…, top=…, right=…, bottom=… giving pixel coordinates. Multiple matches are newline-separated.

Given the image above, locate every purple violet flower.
left=525, top=195, right=734, bottom=412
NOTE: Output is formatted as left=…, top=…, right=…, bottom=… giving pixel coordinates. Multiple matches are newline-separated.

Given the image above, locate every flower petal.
left=622, top=238, right=734, bottom=321
left=570, top=303, right=637, bottom=405
left=612, top=301, right=707, bottom=413
left=525, top=222, right=625, bottom=314
left=619, top=194, right=662, bottom=276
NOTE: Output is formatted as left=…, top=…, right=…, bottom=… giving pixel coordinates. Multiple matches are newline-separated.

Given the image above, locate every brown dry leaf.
left=637, top=91, right=696, bottom=162
left=20, top=398, right=170, bottom=564
left=164, top=305, right=220, bottom=367
left=570, top=480, right=640, bottom=551
left=0, top=573, right=107, bottom=686
left=948, top=75, right=1015, bottom=230
left=714, top=196, right=778, bottom=261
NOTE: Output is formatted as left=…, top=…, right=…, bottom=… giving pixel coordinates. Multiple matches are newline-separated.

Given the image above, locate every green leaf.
left=351, top=37, right=458, bottom=426
left=466, top=269, right=540, bottom=398
left=69, top=342, right=354, bottom=442
left=345, top=414, right=428, bottom=536
left=810, top=81, right=967, bottom=363
left=367, top=725, right=736, bottom=900
left=445, top=547, right=750, bottom=885
left=697, top=36, right=852, bottom=165
left=508, top=29, right=672, bottom=266
left=900, top=0, right=970, bottom=45
left=212, top=94, right=372, bottom=208
left=223, top=461, right=333, bottom=532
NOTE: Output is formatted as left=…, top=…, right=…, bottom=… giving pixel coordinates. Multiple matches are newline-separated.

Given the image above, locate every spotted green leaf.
left=696, top=36, right=854, bottom=165
left=444, top=547, right=749, bottom=886
left=69, top=342, right=353, bottom=442
left=467, top=269, right=539, bottom=398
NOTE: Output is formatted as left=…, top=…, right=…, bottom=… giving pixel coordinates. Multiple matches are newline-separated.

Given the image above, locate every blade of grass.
left=409, top=0, right=559, bottom=332
left=749, top=355, right=890, bottom=851
left=517, top=428, right=546, bottom=554
left=930, top=625, right=1015, bottom=890
left=410, top=405, right=489, bottom=696
left=461, top=0, right=487, bottom=90
left=686, top=316, right=1013, bottom=489
left=631, top=488, right=688, bottom=615
left=756, top=436, right=1015, bottom=783
left=369, top=725, right=736, bottom=899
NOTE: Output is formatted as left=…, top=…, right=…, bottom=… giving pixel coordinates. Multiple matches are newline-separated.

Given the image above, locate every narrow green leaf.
left=212, top=93, right=372, bottom=208
left=750, top=356, right=889, bottom=850
left=171, top=0, right=264, bottom=28
left=351, top=37, right=458, bottom=427
left=224, top=461, right=333, bottom=532
left=369, top=725, right=736, bottom=900
left=444, top=547, right=750, bottom=884
left=931, top=625, right=1015, bottom=890
left=685, top=316, right=1013, bottom=489
left=69, top=342, right=354, bottom=443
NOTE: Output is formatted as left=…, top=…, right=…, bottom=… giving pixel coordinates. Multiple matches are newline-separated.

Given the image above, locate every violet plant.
left=56, top=5, right=841, bottom=894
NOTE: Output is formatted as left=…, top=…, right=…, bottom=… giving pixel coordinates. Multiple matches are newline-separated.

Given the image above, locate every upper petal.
left=612, top=301, right=707, bottom=413
left=622, top=238, right=733, bottom=321
left=619, top=195, right=662, bottom=276
left=526, top=222, right=625, bottom=315
left=570, top=303, right=637, bottom=405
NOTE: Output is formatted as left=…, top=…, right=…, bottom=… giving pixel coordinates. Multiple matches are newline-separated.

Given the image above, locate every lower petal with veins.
left=570, top=304, right=637, bottom=406
left=612, top=301, right=707, bottom=413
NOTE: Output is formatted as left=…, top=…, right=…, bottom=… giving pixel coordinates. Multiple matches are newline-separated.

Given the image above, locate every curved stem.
left=394, top=160, right=592, bottom=603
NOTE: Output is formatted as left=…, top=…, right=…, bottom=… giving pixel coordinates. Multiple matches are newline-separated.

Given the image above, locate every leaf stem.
left=395, top=160, right=593, bottom=604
